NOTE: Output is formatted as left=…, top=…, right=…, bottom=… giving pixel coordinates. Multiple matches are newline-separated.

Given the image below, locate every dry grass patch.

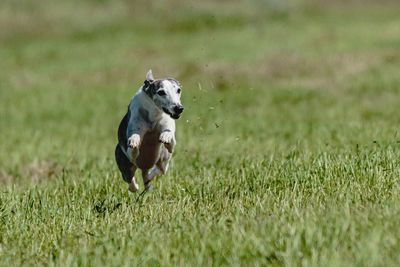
left=0, top=160, right=64, bottom=185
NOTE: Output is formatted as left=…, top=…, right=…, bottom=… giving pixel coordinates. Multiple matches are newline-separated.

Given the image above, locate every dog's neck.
left=137, top=87, right=164, bottom=121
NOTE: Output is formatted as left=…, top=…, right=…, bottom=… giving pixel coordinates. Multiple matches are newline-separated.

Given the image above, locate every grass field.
left=1, top=0, right=400, bottom=265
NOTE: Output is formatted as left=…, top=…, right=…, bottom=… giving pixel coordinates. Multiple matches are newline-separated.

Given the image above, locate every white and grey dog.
left=115, top=70, right=184, bottom=193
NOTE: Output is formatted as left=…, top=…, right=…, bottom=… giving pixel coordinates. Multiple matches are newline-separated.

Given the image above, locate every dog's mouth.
left=162, top=108, right=181, bottom=120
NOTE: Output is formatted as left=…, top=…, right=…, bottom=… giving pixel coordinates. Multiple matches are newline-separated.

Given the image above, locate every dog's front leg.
left=158, top=118, right=176, bottom=153
left=126, top=128, right=145, bottom=193
left=126, top=118, right=147, bottom=162
left=126, top=132, right=142, bottom=161
left=127, top=131, right=140, bottom=160
left=159, top=130, right=175, bottom=153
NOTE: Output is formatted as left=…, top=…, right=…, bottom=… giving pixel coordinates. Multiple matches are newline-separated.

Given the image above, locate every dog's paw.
left=159, top=131, right=173, bottom=144
left=128, top=134, right=141, bottom=148
left=129, top=179, right=139, bottom=193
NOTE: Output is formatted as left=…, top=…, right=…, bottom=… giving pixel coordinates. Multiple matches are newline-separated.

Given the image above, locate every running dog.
left=115, top=70, right=184, bottom=193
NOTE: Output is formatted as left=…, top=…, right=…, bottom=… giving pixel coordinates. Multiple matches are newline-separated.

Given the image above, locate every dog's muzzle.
left=163, top=105, right=184, bottom=120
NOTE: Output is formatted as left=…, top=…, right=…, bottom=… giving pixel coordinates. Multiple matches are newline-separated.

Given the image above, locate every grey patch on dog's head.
left=144, top=80, right=163, bottom=98
left=143, top=69, right=163, bottom=98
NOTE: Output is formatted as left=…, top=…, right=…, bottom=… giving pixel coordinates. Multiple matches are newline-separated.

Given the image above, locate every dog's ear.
left=146, top=69, right=154, bottom=82
left=143, top=69, right=155, bottom=96
left=144, top=69, right=154, bottom=88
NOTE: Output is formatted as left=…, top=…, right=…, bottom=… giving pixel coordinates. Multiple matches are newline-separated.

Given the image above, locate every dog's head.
left=143, top=69, right=184, bottom=119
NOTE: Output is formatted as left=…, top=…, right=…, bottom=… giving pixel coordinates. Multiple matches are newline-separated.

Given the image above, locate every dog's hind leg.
left=128, top=169, right=139, bottom=193
left=115, top=144, right=139, bottom=192
left=148, top=167, right=162, bottom=182
left=148, top=146, right=172, bottom=182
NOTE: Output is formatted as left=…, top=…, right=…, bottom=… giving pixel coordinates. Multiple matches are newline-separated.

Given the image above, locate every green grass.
left=1, top=0, right=400, bottom=265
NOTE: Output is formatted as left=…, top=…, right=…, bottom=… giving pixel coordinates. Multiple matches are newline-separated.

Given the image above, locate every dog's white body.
left=115, top=70, right=183, bottom=193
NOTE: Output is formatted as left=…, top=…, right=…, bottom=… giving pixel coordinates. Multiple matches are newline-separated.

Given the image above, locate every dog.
left=115, top=70, right=184, bottom=193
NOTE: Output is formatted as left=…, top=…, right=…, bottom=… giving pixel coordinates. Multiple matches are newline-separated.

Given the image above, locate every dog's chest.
left=135, top=129, right=162, bottom=169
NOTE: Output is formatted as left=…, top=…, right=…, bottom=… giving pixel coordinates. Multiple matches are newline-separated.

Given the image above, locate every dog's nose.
left=174, top=105, right=184, bottom=114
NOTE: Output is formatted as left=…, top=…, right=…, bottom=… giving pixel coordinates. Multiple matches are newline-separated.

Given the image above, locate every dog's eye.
left=157, top=90, right=166, bottom=96
left=177, top=88, right=181, bottom=94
